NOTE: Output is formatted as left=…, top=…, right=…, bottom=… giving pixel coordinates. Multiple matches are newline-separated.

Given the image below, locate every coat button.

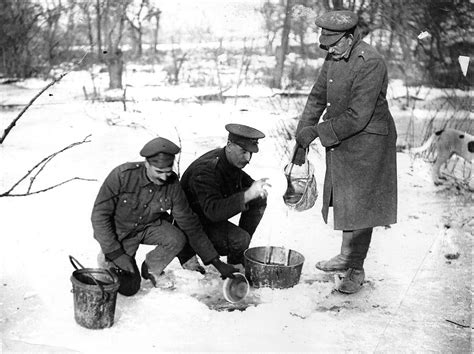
left=329, top=79, right=333, bottom=83
left=327, top=102, right=331, bottom=107
left=330, top=148, right=335, bottom=151
left=149, top=189, right=153, bottom=193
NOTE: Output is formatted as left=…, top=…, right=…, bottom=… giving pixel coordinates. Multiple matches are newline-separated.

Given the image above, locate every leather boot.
left=348, top=228, right=372, bottom=269
left=181, top=255, right=206, bottom=275
left=336, top=268, right=365, bottom=294
left=315, top=231, right=353, bottom=271
left=141, top=262, right=175, bottom=289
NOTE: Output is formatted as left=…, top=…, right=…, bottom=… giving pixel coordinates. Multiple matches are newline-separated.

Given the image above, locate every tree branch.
left=4, top=178, right=97, bottom=197
left=0, top=135, right=95, bottom=197
left=0, top=51, right=88, bottom=145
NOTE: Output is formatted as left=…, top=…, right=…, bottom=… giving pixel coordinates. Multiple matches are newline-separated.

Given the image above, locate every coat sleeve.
left=168, top=181, right=219, bottom=264
left=191, top=168, right=247, bottom=222
left=296, top=59, right=329, bottom=134
left=91, top=167, right=124, bottom=258
left=317, top=58, right=386, bottom=147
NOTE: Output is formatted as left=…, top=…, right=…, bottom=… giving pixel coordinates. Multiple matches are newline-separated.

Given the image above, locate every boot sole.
left=315, top=264, right=349, bottom=272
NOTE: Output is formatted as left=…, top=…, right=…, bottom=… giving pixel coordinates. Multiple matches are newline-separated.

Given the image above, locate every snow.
left=1, top=70, right=472, bottom=352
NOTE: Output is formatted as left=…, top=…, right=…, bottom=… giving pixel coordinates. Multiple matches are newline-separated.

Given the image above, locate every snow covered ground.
left=0, top=71, right=472, bottom=352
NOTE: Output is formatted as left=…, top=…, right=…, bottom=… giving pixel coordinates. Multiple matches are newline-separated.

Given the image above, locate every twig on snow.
left=445, top=319, right=471, bottom=329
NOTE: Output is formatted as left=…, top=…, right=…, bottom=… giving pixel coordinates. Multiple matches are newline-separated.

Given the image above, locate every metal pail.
left=244, top=246, right=305, bottom=289
left=70, top=256, right=120, bottom=329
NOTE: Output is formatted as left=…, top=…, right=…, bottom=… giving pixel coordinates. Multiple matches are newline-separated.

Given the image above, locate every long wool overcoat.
left=297, top=37, right=397, bottom=230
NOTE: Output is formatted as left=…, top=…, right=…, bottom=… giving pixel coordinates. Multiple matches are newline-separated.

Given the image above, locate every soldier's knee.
left=230, top=228, right=251, bottom=251
left=163, top=228, right=186, bottom=252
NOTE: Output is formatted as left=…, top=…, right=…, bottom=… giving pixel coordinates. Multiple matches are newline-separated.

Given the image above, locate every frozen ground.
left=0, top=72, right=472, bottom=352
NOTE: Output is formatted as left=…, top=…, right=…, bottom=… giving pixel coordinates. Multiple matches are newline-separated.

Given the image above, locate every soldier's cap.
left=225, top=123, right=265, bottom=153
left=140, top=137, right=180, bottom=168
left=315, top=10, right=358, bottom=47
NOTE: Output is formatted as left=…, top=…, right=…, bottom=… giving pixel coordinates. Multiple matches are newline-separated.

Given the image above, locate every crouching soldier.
left=91, top=137, right=238, bottom=296
left=177, top=124, right=270, bottom=270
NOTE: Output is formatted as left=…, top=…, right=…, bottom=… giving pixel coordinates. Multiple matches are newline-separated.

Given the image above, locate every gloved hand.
left=291, top=143, right=306, bottom=166
left=211, top=258, right=238, bottom=279
left=112, top=254, right=136, bottom=273
left=296, top=126, right=319, bottom=149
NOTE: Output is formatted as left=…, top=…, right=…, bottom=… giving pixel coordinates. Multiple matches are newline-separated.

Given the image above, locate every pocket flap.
left=364, top=121, right=388, bottom=135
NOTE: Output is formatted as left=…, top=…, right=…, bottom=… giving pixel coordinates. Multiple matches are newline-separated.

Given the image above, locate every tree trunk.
left=152, top=12, right=161, bottom=55
left=96, top=0, right=102, bottom=60
left=137, top=29, right=142, bottom=57
left=107, top=49, right=123, bottom=89
left=272, top=0, right=292, bottom=88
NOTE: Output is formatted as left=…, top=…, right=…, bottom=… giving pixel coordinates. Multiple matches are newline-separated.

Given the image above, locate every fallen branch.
left=0, top=72, right=69, bottom=144
left=4, top=177, right=97, bottom=197
left=0, top=135, right=96, bottom=197
left=445, top=319, right=471, bottom=329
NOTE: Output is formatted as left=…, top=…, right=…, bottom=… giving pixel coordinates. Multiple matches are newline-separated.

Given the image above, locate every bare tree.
left=126, top=0, right=149, bottom=58
left=258, top=0, right=285, bottom=55
left=146, top=7, right=162, bottom=55
left=273, top=0, right=293, bottom=88
left=78, top=0, right=95, bottom=54
left=168, top=38, right=188, bottom=85
left=0, top=1, right=43, bottom=77
left=41, top=1, right=64, bottom=73
left=95, top=0, right=103, bottom=59
left=102, top=0, right=131, bottom=89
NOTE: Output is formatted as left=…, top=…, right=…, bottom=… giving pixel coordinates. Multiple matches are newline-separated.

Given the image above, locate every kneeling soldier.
left=91, top=137, right=238, bottom=296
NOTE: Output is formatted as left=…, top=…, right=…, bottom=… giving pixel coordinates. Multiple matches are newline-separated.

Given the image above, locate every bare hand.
left=244, top=178, right=272, bottom=202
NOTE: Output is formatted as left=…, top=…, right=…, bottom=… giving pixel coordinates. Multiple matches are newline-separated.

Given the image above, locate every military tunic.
left=180, top=148, right=260, bottom=225
left=297, top=39, right=397, bottom=230
left=91, top=162, right=218, bottom=264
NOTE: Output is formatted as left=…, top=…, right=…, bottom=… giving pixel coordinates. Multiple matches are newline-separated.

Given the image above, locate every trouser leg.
left=176, top=241, right=197, bottom=265
left=205, top=221, right=251, bottom=265
left=238, top=198, right=266, bottom=237
left=141, top=220, right=186, bottom=275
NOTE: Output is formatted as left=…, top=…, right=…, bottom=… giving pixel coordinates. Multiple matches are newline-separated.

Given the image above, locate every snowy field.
left=0, top=71, right=472, bottom=352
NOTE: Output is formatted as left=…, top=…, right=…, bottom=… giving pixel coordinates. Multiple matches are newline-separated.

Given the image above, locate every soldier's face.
left=328, top=34, right=353, bottom=60
left=226, top=142, right=252, bottom=169
left=145, top=162, right=173, bottom=185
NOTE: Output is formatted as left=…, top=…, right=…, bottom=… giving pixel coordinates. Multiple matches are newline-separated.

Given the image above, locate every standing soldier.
left=293, top=10, right=398, bottom=294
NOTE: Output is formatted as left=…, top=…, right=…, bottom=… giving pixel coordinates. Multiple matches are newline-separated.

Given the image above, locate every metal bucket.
left=244, top=246, right=305, bottom=289
left=70, top=256, right=120, bottom=329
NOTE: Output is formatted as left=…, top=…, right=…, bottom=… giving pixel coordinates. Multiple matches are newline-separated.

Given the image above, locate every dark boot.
left=111, top=259, right=141, bottom=296
left=141, top=262, right=174, bottom=289
left=348, top=228, right=373, bottom=269
left=336, top=268, right=365, bottom=294
left=316, top=228, right=373, bottom=272
left=315, top=231, right=353, bottom=271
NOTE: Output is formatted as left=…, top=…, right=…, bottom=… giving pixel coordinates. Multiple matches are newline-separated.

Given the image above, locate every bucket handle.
left=69, top=255, right=112, bottom=302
